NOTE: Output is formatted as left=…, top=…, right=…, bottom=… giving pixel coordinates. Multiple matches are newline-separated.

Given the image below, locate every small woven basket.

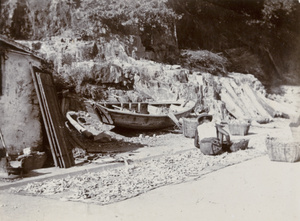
left=21, top=152, right=47, bottom=173
left=228, top=123, right=250, bottom=136
left=182, top=116, right=199, bottom=138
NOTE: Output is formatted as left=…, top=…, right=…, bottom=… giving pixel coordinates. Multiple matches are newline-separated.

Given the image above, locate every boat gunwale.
left=96, top=102, right=195, bottom=117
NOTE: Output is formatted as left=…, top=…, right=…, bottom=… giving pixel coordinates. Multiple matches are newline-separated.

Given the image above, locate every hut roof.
left=0, top=35, right=44, bottom=61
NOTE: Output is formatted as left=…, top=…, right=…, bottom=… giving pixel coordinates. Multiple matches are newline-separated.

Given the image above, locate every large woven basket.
left=265, top=137, right=300, bottom=163
left=228, top=123, right=250, bottom=136
left=182, top=116, right=199, bottom=138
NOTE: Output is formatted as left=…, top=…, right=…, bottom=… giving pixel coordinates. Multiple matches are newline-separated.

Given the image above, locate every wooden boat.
left=93, top=101, right=196, bottom=130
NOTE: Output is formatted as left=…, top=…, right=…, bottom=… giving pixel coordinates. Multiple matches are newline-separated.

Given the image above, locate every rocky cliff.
left=1, top=0, right=178, bottom=63
left=2, top=0, right=299, bottom=122
left=18, top=37, right=299, bottom=124
left=2, top=0, right=299, bottom=85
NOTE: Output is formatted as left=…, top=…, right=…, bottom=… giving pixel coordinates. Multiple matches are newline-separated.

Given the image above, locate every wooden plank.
left=93, top=104, right=114, bottom=125
left=31, top=65, right=74, bottom=168
left=40, top=73, right=74, bottom=167
left=30, top=65, right=59, bottom=167
left=220, top=89, right=245, bottom=119
left=243, top=84, right=272, bottom=119
left=39, top=75, right=71, bottom=167
left=229, top=80, right=257, bottom=118
left=32, top=65, right=74, bottom=168
left=36, top=73, right=65, bottom=167
left=253, top=90, right=279, bottom=117
left=167, top=112, right=182, bottom=129
left=61, top=90, right=70, bottom=116
left=36, top=73, right=63, bottom=167
left=263, top=96, right=297, bottom=118
left=0, top=55, right=2, bottom=96
left=220, top=79, right=249, bottom=119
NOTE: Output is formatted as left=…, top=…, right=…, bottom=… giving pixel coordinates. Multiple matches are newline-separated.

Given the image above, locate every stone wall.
left=0, top=50, right=42, bottom=155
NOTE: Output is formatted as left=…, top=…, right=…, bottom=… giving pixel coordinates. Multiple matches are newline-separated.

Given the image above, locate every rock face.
left=1, top=0, right=178, bottom=64
left=2, top=0, right=299, bottom=86
left=20, top=37, right=299, bottom=124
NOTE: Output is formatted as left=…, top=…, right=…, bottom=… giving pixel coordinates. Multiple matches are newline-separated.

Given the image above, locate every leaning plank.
left=45, top=74, right=75, bottom=167
left=38, top=72, right=74, bottom=168
left=220, top=89, right=246, bottom=119
left=30, top=64, right=59, bottom=167
left=61, top=90, right=70, bottom=116
left=220, top=79, right=251, bottom=119
left=93, top=104, right=114, bottom=125
left=255, top=94, right=277, bottom=117
left=229, top=80, right=258, bottom=118
left=39, top=74, right=72, bottom=167
left=167, top=112, right=182, bottom=129
left=36, top=75, right=65, bottom=167
left=36, top=72, right=65, bottom=168
left=254, top=91, right=283, bottom=117
left=263, top=97, right=298, bottom=118
left=243, top=84, right=272, bottom=119
left=32, top=67, right=74, bottom=168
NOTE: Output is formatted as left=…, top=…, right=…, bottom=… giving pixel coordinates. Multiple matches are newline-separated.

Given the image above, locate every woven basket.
left=265, top=137, right=300, bottom=163
left=21, top=152, right=47, bottom=173
left=228, top=123, right=250, bottom=136
left=290, top=126, right=300, bottom=141
left=182, top=116, right=199, bottom=138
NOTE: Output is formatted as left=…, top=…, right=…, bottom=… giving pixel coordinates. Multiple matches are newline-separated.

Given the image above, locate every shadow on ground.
left=85, top=140, right=145, bottom=153
left=111, top=126, right=177, bottom=137
left=68, top=127, right=147, bottom=154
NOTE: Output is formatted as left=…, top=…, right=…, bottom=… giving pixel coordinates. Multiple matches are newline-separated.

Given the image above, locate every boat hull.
left=93, top=102, right=195, bottom=130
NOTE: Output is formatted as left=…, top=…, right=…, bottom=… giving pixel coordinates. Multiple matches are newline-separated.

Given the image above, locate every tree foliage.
left=10, top=1, right=32, bottom=39
left=88, top=0, right=179, bottom=35
left=168, top=0, right=300, bottom=83
left=167, top=0, right=299, bottom=49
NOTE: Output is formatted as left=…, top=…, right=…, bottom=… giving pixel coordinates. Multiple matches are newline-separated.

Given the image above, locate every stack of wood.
left=196, top=73, right=298, bottom=122
left=30, top=65, right=74, bottom=168
left=219, top=77, right=281, bottom=121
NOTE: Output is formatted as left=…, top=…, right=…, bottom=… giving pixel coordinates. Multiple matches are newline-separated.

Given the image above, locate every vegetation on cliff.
left=1, top=0, right=299, bottom=85
left=169, top=0, right=300, bottom=85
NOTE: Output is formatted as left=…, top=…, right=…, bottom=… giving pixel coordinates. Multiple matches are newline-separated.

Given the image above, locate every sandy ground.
left=1, top=82, right=299, bottom=220
left=0, top=155, right=299, bottom=221
left=0, top=117, right=299, bottom=220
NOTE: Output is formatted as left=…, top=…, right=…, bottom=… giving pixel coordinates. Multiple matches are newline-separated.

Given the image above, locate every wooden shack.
left=0, top=35, right=74, bottom=168
left=0, top=35, right=44, bottom=155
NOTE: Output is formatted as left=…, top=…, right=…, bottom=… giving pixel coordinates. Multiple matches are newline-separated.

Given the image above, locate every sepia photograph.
left=0, top=0, right=299, bottom=220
